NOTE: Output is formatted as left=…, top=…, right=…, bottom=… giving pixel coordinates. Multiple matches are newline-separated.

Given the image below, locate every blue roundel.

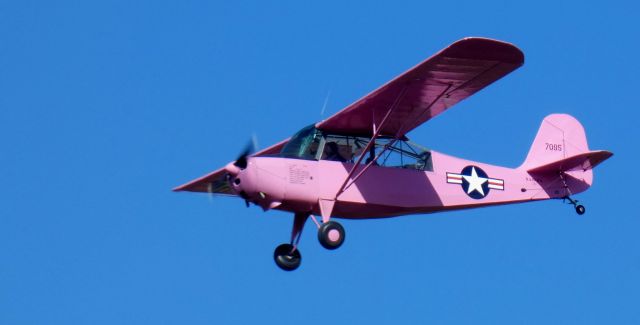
left=460, top=165, right=490, bottom=199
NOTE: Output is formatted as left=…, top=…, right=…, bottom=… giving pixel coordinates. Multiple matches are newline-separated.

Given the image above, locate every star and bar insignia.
left=446, top=165, right=504, bottom=199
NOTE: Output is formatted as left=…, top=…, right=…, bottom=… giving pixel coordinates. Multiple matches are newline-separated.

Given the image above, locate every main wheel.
left=318, top=221, right=345, bottom=250
left=273, top=244, right=301, bottom=271
left=575, top=205, right=586, bottom=215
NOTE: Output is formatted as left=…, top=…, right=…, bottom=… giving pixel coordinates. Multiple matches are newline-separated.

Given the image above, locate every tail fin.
left=521, top=114, right=589, bottom=169
left=520, top=114, right=612, bottom=190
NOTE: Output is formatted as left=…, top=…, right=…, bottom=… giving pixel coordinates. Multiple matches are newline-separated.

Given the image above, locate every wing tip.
left=446, top=37, right=525, bottom=65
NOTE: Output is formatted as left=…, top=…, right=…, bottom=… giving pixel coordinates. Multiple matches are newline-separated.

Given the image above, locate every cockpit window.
left=279, top=125, right=433, bottom=171
left=323, top=141, right=346, bottom=162
left=321, top=135, right=369, bottom=163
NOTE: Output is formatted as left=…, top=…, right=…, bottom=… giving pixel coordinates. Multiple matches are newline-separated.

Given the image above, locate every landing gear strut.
left=563, top=196, right=586, bottom=215
left=559, top=171, right=586, bottom=215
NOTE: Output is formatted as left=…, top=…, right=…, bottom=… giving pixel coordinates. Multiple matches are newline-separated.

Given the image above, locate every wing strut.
left=333, top=82, right=453, bottom=199
left=333, top=86, right=408, bottom=200
left=339, top=138, right=399, bottom=194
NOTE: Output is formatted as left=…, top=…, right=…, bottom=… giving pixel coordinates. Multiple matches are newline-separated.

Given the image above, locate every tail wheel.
left=273, top=244, right=301, bottom=271
left=318, top=221, right=345, bottom=250
left=575, top=205, right=586, bottom=215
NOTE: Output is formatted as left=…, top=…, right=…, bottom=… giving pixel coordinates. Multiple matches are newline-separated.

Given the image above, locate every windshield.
left=279, top=124, right=322, bottom=160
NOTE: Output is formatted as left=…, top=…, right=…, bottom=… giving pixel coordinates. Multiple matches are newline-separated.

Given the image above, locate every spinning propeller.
left=207, top=134, right=259, bottom=201
left=233, top=135, right=258, bottom=169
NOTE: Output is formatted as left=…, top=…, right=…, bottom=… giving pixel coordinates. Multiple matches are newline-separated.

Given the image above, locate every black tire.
left=318, top=221, right=345, bottom=250
left=575, top=205, right=586, bottom=215
left=273, top=243, right=301, bottom=271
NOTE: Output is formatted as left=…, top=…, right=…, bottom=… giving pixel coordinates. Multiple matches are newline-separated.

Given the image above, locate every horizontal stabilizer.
left=527, top=150, right=613, bottom=174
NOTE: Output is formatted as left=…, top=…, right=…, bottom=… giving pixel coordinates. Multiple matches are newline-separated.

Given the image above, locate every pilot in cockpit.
left=324, top=142, right=347, bottom=162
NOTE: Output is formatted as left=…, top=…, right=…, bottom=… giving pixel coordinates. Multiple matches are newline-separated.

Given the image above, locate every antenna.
left=320, top=90, right=331, bottom=118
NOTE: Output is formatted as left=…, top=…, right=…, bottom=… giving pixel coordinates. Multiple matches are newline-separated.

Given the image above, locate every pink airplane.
left=174, top=37, right=612, bottom=271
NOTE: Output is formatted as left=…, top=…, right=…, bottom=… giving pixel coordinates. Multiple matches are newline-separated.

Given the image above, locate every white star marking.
left=462, top=167, right=488, bottom=196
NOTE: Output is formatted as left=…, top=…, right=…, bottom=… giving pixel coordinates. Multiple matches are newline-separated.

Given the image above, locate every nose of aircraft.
left=226, top=157, right=287, bottom=211
left=228, top=158, right=259, bottom=200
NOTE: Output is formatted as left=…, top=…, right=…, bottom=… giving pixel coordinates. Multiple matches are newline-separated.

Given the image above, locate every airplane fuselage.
left=232, top=151, right=592, bottom=219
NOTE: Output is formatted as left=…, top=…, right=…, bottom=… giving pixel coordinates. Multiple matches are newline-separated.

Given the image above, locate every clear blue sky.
left=1, top=1, right=638, bottom=324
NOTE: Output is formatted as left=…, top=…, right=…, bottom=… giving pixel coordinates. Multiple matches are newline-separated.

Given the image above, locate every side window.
left=321, top=135, right=370, bottom=163
left=302, top=133, right=322, bottom=160
left=321, top=136, right=352, bottom=162
left=316, top=134, right=432, bottom=171
left=374, top=139, right=433, bottom=171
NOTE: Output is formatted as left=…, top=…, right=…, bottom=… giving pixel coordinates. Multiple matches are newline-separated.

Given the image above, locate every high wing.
left=173, top=138, right=289, bottom=193
left=175, top=38, right=523, bottom=194
left=315, top=37, right=524, bottom=137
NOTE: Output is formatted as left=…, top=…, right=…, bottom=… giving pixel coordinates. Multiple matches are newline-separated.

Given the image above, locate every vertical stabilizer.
left=520, top=114, right=589, bottom=170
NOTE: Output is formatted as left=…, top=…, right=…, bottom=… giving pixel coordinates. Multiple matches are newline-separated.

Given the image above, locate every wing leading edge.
left=173, top=138, right=289, bottom=193
left=315, top=37, right=524, bottom=137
